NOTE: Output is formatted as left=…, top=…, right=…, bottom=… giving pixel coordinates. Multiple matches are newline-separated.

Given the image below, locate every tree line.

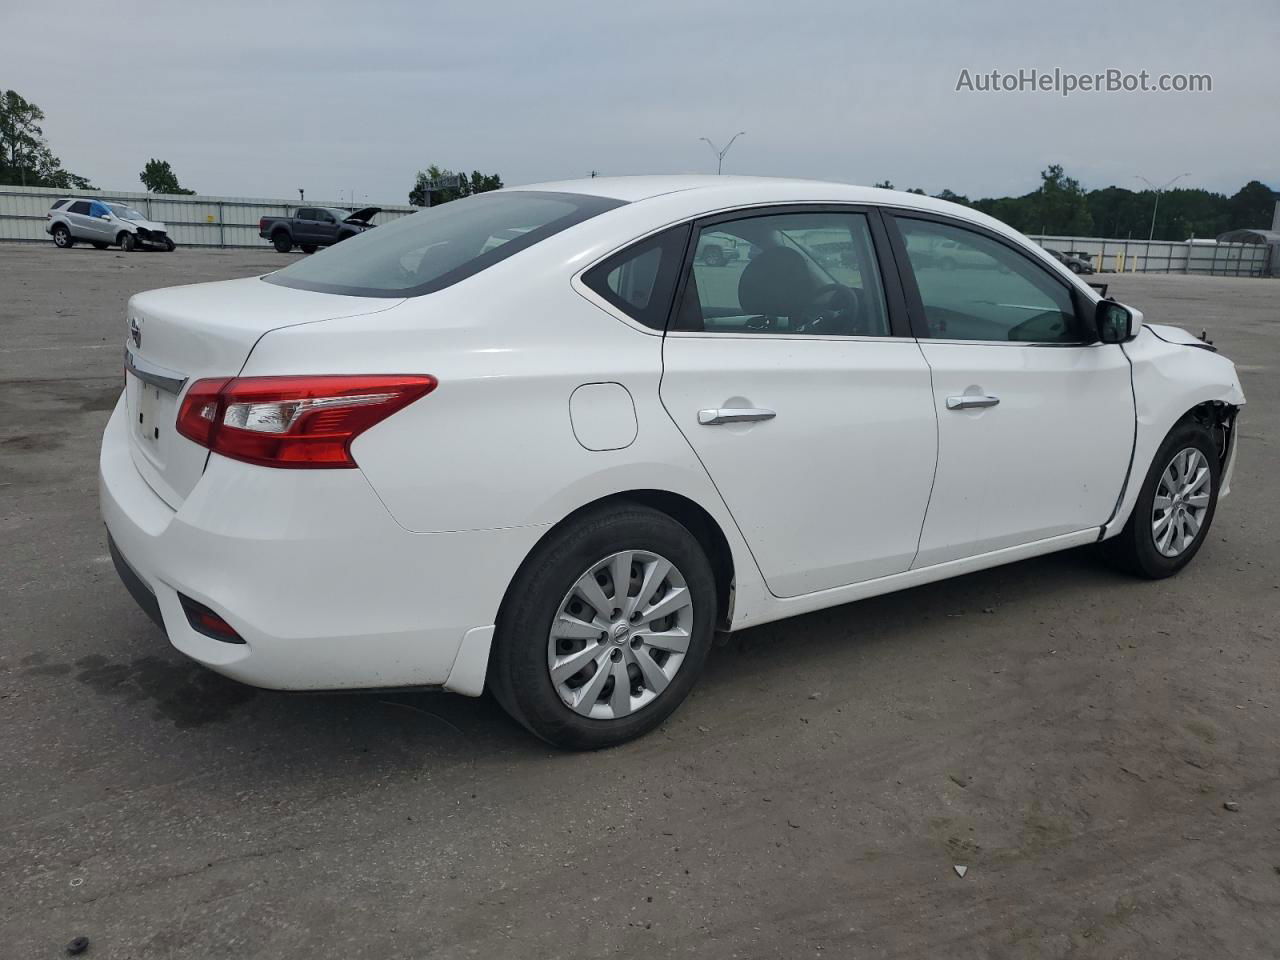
left=877, top=166, right=1276, bottom=240
left=4, top=86, right=1274, bottom=237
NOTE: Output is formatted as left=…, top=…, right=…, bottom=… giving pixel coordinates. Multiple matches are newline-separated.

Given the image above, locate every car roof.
left=505, top=175, right=1019, bottom=240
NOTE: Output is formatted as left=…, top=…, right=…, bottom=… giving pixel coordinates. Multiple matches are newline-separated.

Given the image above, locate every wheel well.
left=271, top=227, right=290, bottom=239
left=117, top=231, right=131, bottom=244
left=1180, top=400, right=1239, bottom=468
left=504, top=491, right=737, bottom=631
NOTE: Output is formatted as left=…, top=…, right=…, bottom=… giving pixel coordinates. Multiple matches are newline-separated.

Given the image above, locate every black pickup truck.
left=258, top=206, right=380, bottom=253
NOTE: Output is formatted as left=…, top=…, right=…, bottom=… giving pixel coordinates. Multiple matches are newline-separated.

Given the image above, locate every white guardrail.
left=1028, top=234, right=1274, bottom=277
left=0, top=184, right=417, bottom=248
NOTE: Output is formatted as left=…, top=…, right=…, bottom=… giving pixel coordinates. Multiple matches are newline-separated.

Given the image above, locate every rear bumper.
left=99, top=395, right=543, bottom=693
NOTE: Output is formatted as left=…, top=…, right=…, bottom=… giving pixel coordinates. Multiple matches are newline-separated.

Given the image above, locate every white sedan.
left=101, top=177, right=1245, bottom=748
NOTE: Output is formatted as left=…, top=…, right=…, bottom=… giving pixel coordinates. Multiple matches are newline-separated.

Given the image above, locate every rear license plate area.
left=130, top=375, right=176, bottom=457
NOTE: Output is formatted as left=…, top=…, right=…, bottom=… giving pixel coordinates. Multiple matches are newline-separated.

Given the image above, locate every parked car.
left=102, top=177, right=1244, bottom=749
left=696, top=231, right=740, bottom=266
left=1046, top=247, right=1096, bottom=274
left=47, top=198, right=174, bottom=252
left=258, top=206, right=380, bottom=253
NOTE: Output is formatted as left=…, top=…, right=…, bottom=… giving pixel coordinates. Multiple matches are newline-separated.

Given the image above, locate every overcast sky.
left=6, top=0, right=1276, bottom=204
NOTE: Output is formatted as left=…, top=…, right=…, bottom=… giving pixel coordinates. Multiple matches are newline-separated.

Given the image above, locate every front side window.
left=109, top=204, right=146, bottom=221
left=673, top=211, right=891, bottom=337
left=266, top=191, right=624, bottom=298
left=896, top=218, right=1083, bottom=343
left=581, top=225, right=690, bottom=330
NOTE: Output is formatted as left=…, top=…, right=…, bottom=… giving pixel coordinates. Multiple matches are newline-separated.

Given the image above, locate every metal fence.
left=0, top=184, right=417, bottom=248
left=1028, top=234, right=1274, bottom=277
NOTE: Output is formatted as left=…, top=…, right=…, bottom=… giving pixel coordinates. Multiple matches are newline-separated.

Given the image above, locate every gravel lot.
left=2, top=243, right=1278, bottom=958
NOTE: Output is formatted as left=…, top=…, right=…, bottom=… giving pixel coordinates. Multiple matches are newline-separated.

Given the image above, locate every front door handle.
left=946, top=395, right=1000, bottom=410
left=698, top=407, right=776, bottom=426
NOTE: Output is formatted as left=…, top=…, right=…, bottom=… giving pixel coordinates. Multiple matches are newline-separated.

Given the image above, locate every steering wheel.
left=799, top=283, right=861, bottom=334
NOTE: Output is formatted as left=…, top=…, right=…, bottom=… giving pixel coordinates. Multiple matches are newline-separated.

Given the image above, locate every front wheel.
left=489, top=504, right=717, bottom=749
left=164, top=238, right=176, bottom=252
left=1069, top=262, right=1083, bottom=274
left=1103, top=419, right=1220, bottom=578
left=119, top=233, right=135, bottom=252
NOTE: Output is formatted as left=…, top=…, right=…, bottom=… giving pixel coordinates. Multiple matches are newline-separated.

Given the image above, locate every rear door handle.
left=946, top=395, right=1000, bottom=410
left=698, top=407, right=776, bottom=426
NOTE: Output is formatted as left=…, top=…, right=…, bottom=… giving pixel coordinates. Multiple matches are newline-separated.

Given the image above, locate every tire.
left=272, top=232, right=292, bottom=253
left=52, top=225, right=73, bottom=248
left=701, top=245, right=725, bottom=267
left=1103, top=418, right=1220, bottom=579
left=92, top=241, right=108, bottom=250
left=164, top=238, right=176, bottom=252
left=489, top=503, right=717, bottom=749
left=119, top=233, right=135, bottom=252
left=300, top=244, right=318, bottom=254
left=1069, top=262, right=1083, bottom=274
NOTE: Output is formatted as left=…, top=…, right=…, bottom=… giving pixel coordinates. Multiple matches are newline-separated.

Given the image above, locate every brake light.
left=258, top=217, right=267, bottom=231
left=176, top=375, right=436, bottom=468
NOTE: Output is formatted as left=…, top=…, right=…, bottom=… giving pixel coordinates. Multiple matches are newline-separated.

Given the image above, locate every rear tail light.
left=176, top=374, right=436, bottom=468
left=258, top=217, right=267, bottom=231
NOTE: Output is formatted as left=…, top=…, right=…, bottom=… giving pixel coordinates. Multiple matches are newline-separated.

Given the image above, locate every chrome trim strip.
left=124, top=348, right=187, bottom=393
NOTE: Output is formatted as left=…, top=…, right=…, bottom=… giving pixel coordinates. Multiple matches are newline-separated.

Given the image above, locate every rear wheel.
left=119, top=233, right=135, bottom=252
left=1069, top=262, right=1083, bottom=274
left=272, top=232, right=292, bottom=253
left=701, top=245, right=726, bottom=266
left=1103, top=419, right=1220, bottom=578
left=300, top=244, right=318, bottom=254
left=489, top=504, right=716, bottom=749
left=52, top=225, right=73, bottom=248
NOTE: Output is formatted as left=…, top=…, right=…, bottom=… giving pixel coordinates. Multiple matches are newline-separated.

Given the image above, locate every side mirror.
left=1096, top=300, right=1142, bottom=343
left=99, top=214, right=111, bottom=221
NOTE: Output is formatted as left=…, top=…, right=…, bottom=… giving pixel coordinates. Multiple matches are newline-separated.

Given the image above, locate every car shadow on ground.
left=30, top=543, right=1137, bottom=791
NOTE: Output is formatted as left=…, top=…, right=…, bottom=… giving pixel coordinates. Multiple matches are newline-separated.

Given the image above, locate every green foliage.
left=0, top=88, right=94, bottom=189
left=409, top=165, right=503, bottom=206
left=971, top=164, right=1093, bottom=236
left=139, top=158, right=195, bottom=194
left=872, top=179, right=894, bottom=190
left=900, top=168, right=1276, bottom=239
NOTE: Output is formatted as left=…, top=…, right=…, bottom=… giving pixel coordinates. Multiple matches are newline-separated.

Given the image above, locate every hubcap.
left=547, top=550, right=693, bottom=720
left=1151, top=447, right=1211, bottom=557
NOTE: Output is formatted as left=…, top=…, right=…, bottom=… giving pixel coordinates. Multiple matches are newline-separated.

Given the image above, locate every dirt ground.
left=1, top=242, right=1277, bottom=959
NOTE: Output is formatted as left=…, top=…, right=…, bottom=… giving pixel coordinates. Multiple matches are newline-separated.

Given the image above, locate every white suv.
left=47, top=198, right=175, bottom=252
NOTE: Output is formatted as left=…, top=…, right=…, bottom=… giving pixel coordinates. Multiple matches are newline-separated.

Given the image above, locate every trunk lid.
left=124, top=276, right=403, bottom=508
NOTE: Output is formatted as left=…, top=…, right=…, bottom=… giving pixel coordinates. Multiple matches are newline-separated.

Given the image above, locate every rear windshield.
left=264, top=191, right=625, bottom=298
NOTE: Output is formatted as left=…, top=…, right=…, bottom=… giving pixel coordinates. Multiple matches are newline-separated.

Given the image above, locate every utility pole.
left=699, top=132, right=746, bottom=175
left=1135, top=173, right=1190, bottom=241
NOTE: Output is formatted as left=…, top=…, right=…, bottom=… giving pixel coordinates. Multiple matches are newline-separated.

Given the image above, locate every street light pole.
left=699, top=132, right=746, bottom=175
left=1135, top=173, right=1191, bottom=241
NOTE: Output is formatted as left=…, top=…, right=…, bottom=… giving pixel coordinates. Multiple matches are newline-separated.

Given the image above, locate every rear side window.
left=69, top=201, right=91, bottom=215
left=50, top=199, right=69, bottom=211
left=266, top=191, right=625, bottom=298
left=582, top=225, right=690, bottom=330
